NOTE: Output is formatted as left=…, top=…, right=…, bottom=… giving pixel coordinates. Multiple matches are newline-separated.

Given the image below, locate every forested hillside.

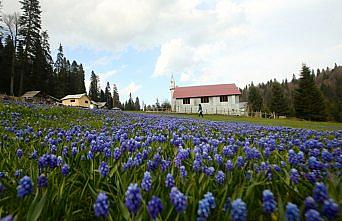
left=241, top=64, right=342, bottom=121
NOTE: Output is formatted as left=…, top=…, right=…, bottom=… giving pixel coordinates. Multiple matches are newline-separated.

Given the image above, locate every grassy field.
left=139, top=111, right=342, bottom=131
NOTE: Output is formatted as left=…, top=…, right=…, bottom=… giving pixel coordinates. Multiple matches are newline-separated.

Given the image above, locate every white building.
left=170, top=76, right=243, bottom=115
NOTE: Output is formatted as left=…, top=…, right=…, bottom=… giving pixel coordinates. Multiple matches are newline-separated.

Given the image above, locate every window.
left=201, top=97, right=209, bottom=103
left=183, top=98, right=190, bottom=104
left=85, top=101, right=89, bottom=104
left=220, top=95, right=228, bottom=102
left=70, top=99, right=75, bottom=103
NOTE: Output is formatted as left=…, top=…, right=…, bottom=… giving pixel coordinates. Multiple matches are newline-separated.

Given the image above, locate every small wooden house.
left=61, top=93, right=91, bottom=108
left=21, top=91, right=60, bottom=104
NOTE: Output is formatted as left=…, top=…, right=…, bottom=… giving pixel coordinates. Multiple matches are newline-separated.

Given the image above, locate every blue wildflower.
left=61, top=164, right=70, bottom=176
left=285, top=202, right=299, bottom=221
left=93, top=192, right=109, bottom=217
left=170, top=187, right=187, bottom=213
left=99, top=162, right=109, bottom=177
left=0, top=182, right=4, bottom=193
left=304, top=196, right=317, bottom=212
left=197, top=192, right=216, bottom=220
left=262, top=189, right=277, bottom=214
left=305, top=209, right=322, bottom=221
left=165, top=173, right=175, bottom=188
left=17, top=176, right=33, bottom=198
left=203, top=166, right=215, bottom=176
left=223, top=197, right=231, bottom=212
left=147, top=196, right=163, bottom=220
left=31, top=150, right=38, bottom=159
left=114, top=148, right=121, bottom=160
left=313, top=182, right=328, bottom=204
left=16, top=148, right=23, bottom=158
left=125, top=183, right=142, bottom=214
left=231, top=198, right=247, bottom=221
left=322, top=199, right=339, bottom=220
left=142, top=171, right=152, bottom=192
left=180, top=166, right=187, bottom=179
left=37, top=174, right=48, bottom=188
left=215, top=171, right=225, bottom=185
left=236, top=157, right=245, bottom=168
left=193, top=159, right=202, bottom=172
left=0, top=215, right=13, bottom=221
left=290, top=169, right=300, bottom=184
left=226, top=160, right=234, bottom=171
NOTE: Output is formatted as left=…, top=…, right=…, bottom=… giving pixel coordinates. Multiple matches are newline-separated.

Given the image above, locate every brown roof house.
left=61, top=93, right=91, bottom=108
left=21, top=91, right=60, bottom=104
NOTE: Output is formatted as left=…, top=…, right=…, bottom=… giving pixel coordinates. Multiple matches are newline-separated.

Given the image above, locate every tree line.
left=0, top=0, right=87, bottom=98
left=88, top=70, right=143, bottom=111
left=88, top=70, right=122, bottom=109
left=0, top=0, right=124, bottom=109
left=243, top=64, right=342, bottom=122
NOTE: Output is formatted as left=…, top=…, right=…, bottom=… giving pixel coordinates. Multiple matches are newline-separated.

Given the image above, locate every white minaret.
left=170, top=75, right=176, bottom=112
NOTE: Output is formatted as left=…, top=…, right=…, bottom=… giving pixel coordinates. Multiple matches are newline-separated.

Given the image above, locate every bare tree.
left=3, top=12, right=21, bottom=96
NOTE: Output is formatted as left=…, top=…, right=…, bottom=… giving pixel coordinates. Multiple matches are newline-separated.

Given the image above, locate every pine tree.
left=0, top=36, right=14, bottom=94
left=69, top=60, right=78, bottom=94
left=270, top=81, right=289, bottom=116
left=134, top=97, right=140, bottom=110
left=77, top=64, right=86, bottom=93
left=248, top=85, right=262, bottom=112
left=19, top=0, right=42, bottom=95
left=112, top=84, right=121, bottom=108
left=294, top=64, right=326, bottom=121
left=100, top=89, right=105, bottom=102
left=89, top=71, right=100, bottom=101
left=127, top=93, right=134, bottom=110
left=105, top=82, right=113, bottom=109
left=54, top=44, right=64, bottom=73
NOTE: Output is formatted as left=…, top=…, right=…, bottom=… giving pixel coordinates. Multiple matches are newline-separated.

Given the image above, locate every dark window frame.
left=220, top=95, right=228, bottom=102
left=183, top=98, right=190, bottom=104
left=201, top=97, right=209, bottom=103
left=70, top=99, right=75, bottom=103
left=85, top=100, right=89, bottom=104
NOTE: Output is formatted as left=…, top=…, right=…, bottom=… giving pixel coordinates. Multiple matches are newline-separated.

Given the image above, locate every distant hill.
left=240, top=64, right=342, bottom=122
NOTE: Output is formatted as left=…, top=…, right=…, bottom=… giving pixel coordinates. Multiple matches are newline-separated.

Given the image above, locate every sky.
left=2, top=0, right=342, bottom=105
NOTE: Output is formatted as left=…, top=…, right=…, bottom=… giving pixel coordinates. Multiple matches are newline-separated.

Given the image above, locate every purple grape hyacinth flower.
left=37, top=174, right=48, bottom=188
left=262, top=189, right=277, bottom=214
left=215, top=171, right=225, bottom=185
left=93, top=192, right=109, bottom=217
left=141, top=171, right=152, bottom=192
left=169, top=187, right=187, bottom=213
left=17, top=176, right=33, bottom=198
left=147, top=196, right=163, bottom=220
left=125, top=183, right=142, bottom=214
left=61, top=164, right=70, bottom=176
left=305, top=209, right=323, bottom=221
left=231, top=198, right=247, bottom=221
left=322, top=198, right=339, bottom=220
left=313, top=182, right=328, bottom=204
left=99, top=162, right=109, bottom=177
left=165, top=173, right=175, bottom=188
left=304, top=196, right=317, bottom=212
left=197, top=192, right=216, bottom=220
left=285, top=202, right=299, bottom=221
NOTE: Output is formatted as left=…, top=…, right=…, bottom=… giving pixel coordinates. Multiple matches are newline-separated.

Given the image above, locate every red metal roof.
left=173, top=83, right=241, bottom=99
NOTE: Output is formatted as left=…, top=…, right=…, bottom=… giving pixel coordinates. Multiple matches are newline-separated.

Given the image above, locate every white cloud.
left=120, top=82, right=142, bottom=96
left=2, top=0, right=342, bottom=90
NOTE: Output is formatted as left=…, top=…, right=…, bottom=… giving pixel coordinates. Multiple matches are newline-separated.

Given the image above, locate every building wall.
left=171, top=95, right=243, bottom=115
left=62, top=96, right=91, bottom=108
